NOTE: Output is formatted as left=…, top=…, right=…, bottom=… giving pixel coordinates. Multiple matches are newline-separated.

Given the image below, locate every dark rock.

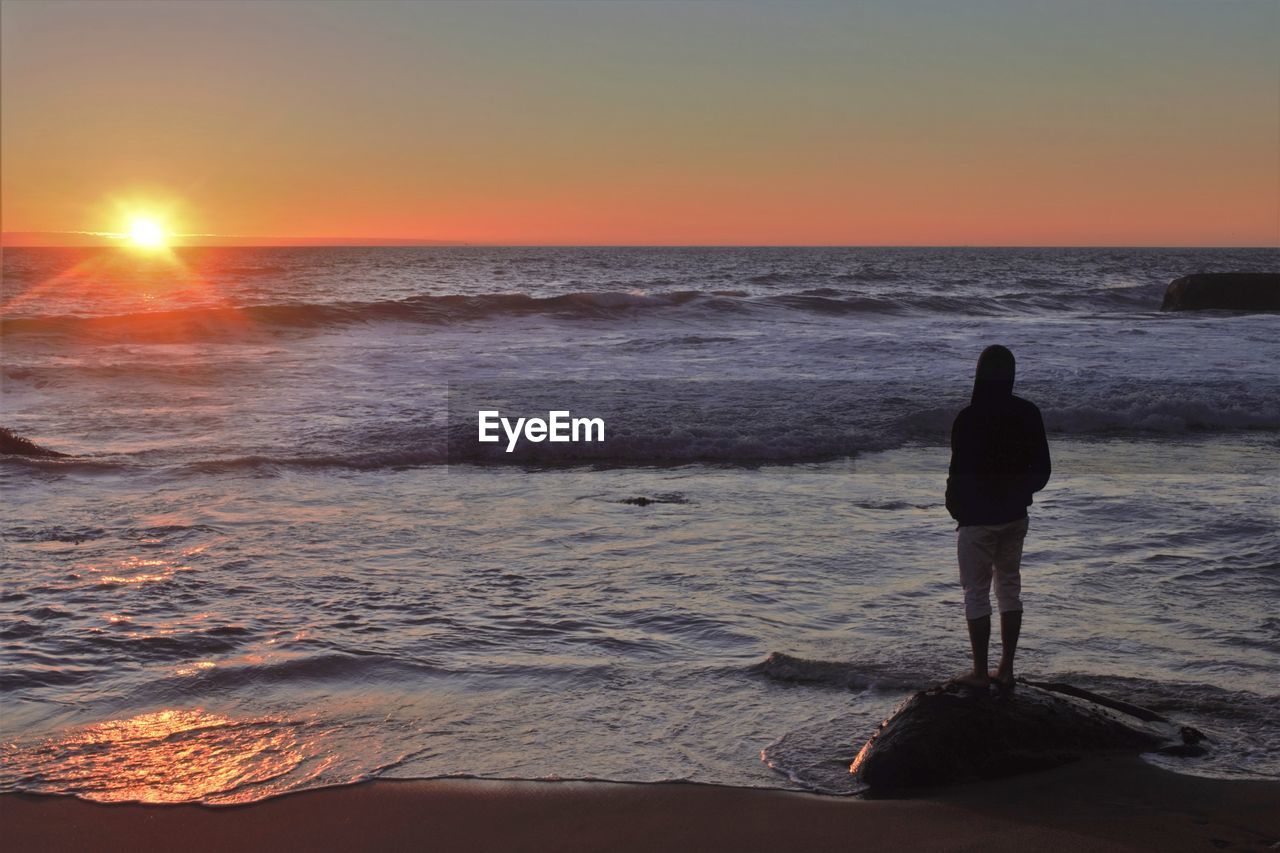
left=619, top=493, right=689, bottom=507
left=0, top=427, right=67, bottom=458
left=1160, top=273, right=1280, bottom=312
left=850, top=679, right=1206, bottom=790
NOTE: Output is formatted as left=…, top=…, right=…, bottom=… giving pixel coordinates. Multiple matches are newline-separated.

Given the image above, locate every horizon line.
left=3, top=233, right=1277, bottom=251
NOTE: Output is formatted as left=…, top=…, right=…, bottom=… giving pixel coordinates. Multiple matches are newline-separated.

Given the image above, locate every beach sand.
left=3, top=756, right=1276, bottom=853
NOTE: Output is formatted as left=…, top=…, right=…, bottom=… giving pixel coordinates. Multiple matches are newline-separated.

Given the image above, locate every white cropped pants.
left=957, top=517, right=1028, bottom=620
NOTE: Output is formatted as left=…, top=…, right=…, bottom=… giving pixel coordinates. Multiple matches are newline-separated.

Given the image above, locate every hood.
left=971, top=345, right=1015, bottom=404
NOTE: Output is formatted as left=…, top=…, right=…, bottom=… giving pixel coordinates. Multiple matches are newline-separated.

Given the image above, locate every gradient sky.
left=2, top=0, right=1277, bottom=246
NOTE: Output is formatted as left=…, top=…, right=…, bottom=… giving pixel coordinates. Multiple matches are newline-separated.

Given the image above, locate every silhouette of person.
left=945, top=345, right=1051, bottom=690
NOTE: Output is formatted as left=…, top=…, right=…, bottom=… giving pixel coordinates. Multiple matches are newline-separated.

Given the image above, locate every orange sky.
left=2, top=1, right=1277, bottom=246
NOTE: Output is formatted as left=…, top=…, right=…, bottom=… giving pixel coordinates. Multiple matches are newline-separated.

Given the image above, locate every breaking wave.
left=749, top=652, right=928, bottom=692
left=0, top=284, right=1183, bottom=342
left=5, top=379, right=1276, bottom=476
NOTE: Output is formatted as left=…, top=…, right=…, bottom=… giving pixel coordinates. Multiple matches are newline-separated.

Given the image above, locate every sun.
left=127, top=217, right=168, bottom=249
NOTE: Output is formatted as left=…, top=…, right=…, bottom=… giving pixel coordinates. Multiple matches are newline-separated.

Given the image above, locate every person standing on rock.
left=945, top=345, right=1051, bottom=690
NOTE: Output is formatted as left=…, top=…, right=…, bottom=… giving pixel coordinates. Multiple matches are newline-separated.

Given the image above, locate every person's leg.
left=996, top=610, right=1021, bottom=682
left=956, top=525, right=996, bottom=687
left=992, top=518, right=1028, bottom=683
left=964, top=614, right=991, bottom=687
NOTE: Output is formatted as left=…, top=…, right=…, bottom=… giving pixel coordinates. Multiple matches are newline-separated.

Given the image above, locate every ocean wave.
left=760, top=710, right=871, bottom=796
left=0, top=283, right=1183, bottom=342
left=43, top=630, right=246, bottom=663
left=749, top=652, right=927, bottom=692
left=0, top=456, right=138, bottom=474
left=164, top=651, right=452, bottom=693
left=0, top=291, right=718, bottom=341
left=0, top=665, right=99, bottom=690
left=7, top=401, right=1277, bottom=480
left=898, top=389, right=1280, bottom=438
left=170, top=432, right=882, bottom=472
left=1051, top=672, right=1279, bottom=725
left=2, top=524, right=109, bottom=543
left=178, top=449, right=448, bottom=475
left=119, top=523, right=223, bottom=541
left=851, top=500, right=935, bottom=511
left=1044, top=400, right=1280, bottom=433
left=0, top=650, right=453, bottom=700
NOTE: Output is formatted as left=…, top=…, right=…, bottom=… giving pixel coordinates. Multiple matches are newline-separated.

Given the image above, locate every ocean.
left=1, top=246, right=1277, bottom=803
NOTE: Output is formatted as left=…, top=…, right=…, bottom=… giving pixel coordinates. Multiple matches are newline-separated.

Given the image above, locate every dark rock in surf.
left=1160, top=273, right=1280, bottom=312
left=850, top=679, right=1206, bottom=790
left=0, top=427, right=67, bottom=458
left=619, top=493, right=689, bottom=507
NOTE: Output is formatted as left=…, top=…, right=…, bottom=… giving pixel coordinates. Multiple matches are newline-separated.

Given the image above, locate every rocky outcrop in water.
left=1160, top=273, right=1279, bottom=312
left=619, top=493, right=690, bottom=506
left=850, top=679, right=1205, bottom=790
left=0, top=427, right=67, bottom=458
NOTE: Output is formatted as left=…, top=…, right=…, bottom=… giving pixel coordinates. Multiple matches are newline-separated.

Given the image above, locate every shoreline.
left=4, top=757, right=1277, bottom=852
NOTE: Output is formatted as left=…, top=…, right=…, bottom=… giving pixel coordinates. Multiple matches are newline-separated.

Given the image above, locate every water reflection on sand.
left=3, top=709, right=312, bottom=804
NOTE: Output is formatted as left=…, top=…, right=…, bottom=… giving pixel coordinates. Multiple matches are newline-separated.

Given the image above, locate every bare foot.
left=955, top=671, right=991, bottom=689
left=990, top=668, right=1015, bottom=691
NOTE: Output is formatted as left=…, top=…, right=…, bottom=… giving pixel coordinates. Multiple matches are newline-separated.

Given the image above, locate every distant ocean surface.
left=2, top=246, right=1277, bottom=803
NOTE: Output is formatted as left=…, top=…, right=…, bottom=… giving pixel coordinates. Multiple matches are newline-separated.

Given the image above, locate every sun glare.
left=128, top=217, right=168, bottom=249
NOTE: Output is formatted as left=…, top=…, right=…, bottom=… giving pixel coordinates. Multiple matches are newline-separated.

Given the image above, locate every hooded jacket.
left=945, top=346, right=1051, bottom=526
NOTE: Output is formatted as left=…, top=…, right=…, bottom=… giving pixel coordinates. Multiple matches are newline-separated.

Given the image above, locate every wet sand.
left=3, top=756, right=1276, bottom=852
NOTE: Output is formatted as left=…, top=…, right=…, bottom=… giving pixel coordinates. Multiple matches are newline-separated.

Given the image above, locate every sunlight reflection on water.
left=87, top=554, right=191, bottom=587
left=1, top=709, right=316, bottom=804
